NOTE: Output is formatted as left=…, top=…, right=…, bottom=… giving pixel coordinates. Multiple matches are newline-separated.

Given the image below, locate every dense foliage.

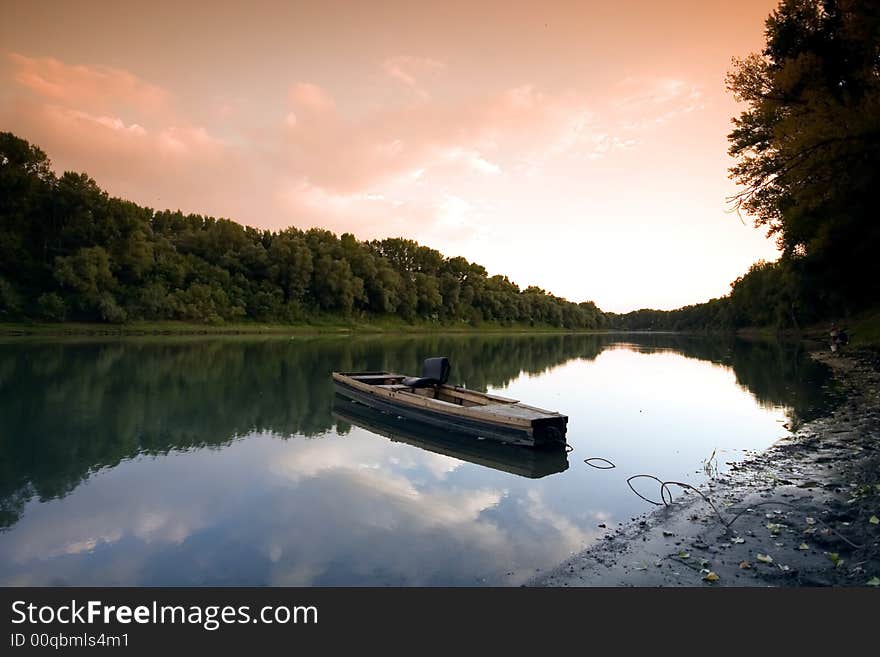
left=0, top=132, right=605, bottom=328
left=726, top=0, right=879, bottom=318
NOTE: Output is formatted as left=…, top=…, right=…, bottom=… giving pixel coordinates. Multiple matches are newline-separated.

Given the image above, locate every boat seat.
left=402, top=356, right=450, bottom=389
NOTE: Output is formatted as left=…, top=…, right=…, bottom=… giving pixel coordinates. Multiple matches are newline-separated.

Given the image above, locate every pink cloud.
left=1, top=51, right=709, bottom=260
left=54, top=107, right=148, bottom=137
left=382, top=56, right=445, bottom=100
left=7, top=52, right=170, bottom=118
left=278, top=81, right=600, bottom=194
left=288, top=82, right=336, bottom=115
left=274, top=178, right=486, bottom=249
left=614, top=76, right=705, bottom=126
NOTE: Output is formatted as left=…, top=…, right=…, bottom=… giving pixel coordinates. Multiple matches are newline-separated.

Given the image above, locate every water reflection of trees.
left=610, top=333, right=833, bottom=427
left=0, top=333, right=831, bottom=528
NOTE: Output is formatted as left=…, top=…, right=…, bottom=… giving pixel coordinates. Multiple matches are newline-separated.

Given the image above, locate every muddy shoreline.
left=533, top=349, right=880, bottom=587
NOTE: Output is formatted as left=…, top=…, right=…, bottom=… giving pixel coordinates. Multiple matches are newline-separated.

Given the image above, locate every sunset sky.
left=0, top=0, right=781, bottom=312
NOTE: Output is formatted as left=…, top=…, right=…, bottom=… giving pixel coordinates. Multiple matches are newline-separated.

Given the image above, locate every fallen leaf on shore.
left=805, top=517, right=816, bottom=525
left=739, top=561, right=751, bottom=569
left=799, top=543, right=809, bottom=550
left=732, top=537, right=745, bottom=544
left=826, top=552, right=844, bottom=568
left=869, top=515, right=879, bottom=525
left=677, top=551, right=690, bottom=559
left=867, top=577, right=880, bottom=587
left=757, top=554, right=774, bottom=564
left=703, top=571, right=719, bottom=582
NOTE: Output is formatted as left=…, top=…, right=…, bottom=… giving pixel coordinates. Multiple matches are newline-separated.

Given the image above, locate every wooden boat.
left=333, top=396, right=569, bottom=478
left=331, top=357, right=568, bottom=448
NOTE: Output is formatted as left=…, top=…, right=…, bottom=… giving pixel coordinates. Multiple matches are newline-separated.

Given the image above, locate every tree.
left=727, top=0, right=880, bottom=312
left=53, top=245, right=117, bottom=317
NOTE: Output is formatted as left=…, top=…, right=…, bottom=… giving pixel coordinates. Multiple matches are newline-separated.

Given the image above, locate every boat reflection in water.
left=333, top=395, right=569, bottom=479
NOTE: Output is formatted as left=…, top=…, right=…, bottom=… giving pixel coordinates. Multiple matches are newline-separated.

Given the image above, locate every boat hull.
left=332, top=374, right=567, bottom=448
left=333, top=395, right=569, bottom=478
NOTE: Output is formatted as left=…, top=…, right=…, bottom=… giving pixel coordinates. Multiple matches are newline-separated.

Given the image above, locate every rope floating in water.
left=626, top=474, right=673, bottom=506
left=584, top=457, right=616, bottom=470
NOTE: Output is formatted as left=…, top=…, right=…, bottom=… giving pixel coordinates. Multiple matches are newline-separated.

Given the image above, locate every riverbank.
left=0, top=320, right=606, bottom=337
left=735, top=308, right=880, bottom=349
left=534, top=348, right=880, bottom=587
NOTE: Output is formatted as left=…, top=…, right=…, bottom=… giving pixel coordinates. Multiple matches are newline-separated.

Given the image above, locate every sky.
left=0, top=0, right=782, bottom=312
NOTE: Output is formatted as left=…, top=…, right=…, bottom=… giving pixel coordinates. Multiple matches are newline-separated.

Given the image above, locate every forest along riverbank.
left=534, top=349, right=880, bottom=587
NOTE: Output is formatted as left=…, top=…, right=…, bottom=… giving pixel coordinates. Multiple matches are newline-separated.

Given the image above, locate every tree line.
left=609, top=260, right=801, bottom=332
left=0, top=131, right=606, bottom=329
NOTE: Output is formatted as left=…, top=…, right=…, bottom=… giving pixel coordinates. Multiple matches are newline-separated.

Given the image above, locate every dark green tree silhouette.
left=727, top=0, right=880, bottom=315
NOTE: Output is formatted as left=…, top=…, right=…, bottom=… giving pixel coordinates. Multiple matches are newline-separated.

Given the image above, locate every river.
left=0, top=333, right=835, bottom=585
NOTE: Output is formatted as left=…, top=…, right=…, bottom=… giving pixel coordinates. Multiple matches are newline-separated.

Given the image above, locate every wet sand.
left=533, top=349, right=880, bottom=587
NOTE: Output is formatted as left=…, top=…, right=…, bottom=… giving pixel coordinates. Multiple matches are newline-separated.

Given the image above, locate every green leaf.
left=869, top=515, right=879, bottom=525
left=756, top=553, right=773, bottom=564
left=798, top=543, right=809, bottom=550
left=867, top=577, right=880, bottom=587
left=703, top=571, right=720, bottom=582
left=826, top=552, right=844, bottom=567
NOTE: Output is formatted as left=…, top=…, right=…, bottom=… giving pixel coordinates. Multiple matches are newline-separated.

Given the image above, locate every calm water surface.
left=0, top=334, right=833, bottom=585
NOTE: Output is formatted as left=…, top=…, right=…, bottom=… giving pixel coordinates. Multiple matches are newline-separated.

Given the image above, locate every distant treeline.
left=609, top=260, right=804, bottom=332
left=0, top=132, right=606, bottom=329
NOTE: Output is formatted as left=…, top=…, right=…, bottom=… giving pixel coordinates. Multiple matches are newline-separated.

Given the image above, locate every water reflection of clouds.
left=0, top=431, right=595, bottom=586
left=271, top=426, right=464, bottom=482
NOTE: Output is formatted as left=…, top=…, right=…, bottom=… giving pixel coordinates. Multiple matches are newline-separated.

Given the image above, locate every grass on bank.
left=788, top=308, right=880, bottom=349
left=0, top=316, right=604, bottom=337
left=3, top=308, right=878, bottom=344
left=846, top=308, right=880, bottom=348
